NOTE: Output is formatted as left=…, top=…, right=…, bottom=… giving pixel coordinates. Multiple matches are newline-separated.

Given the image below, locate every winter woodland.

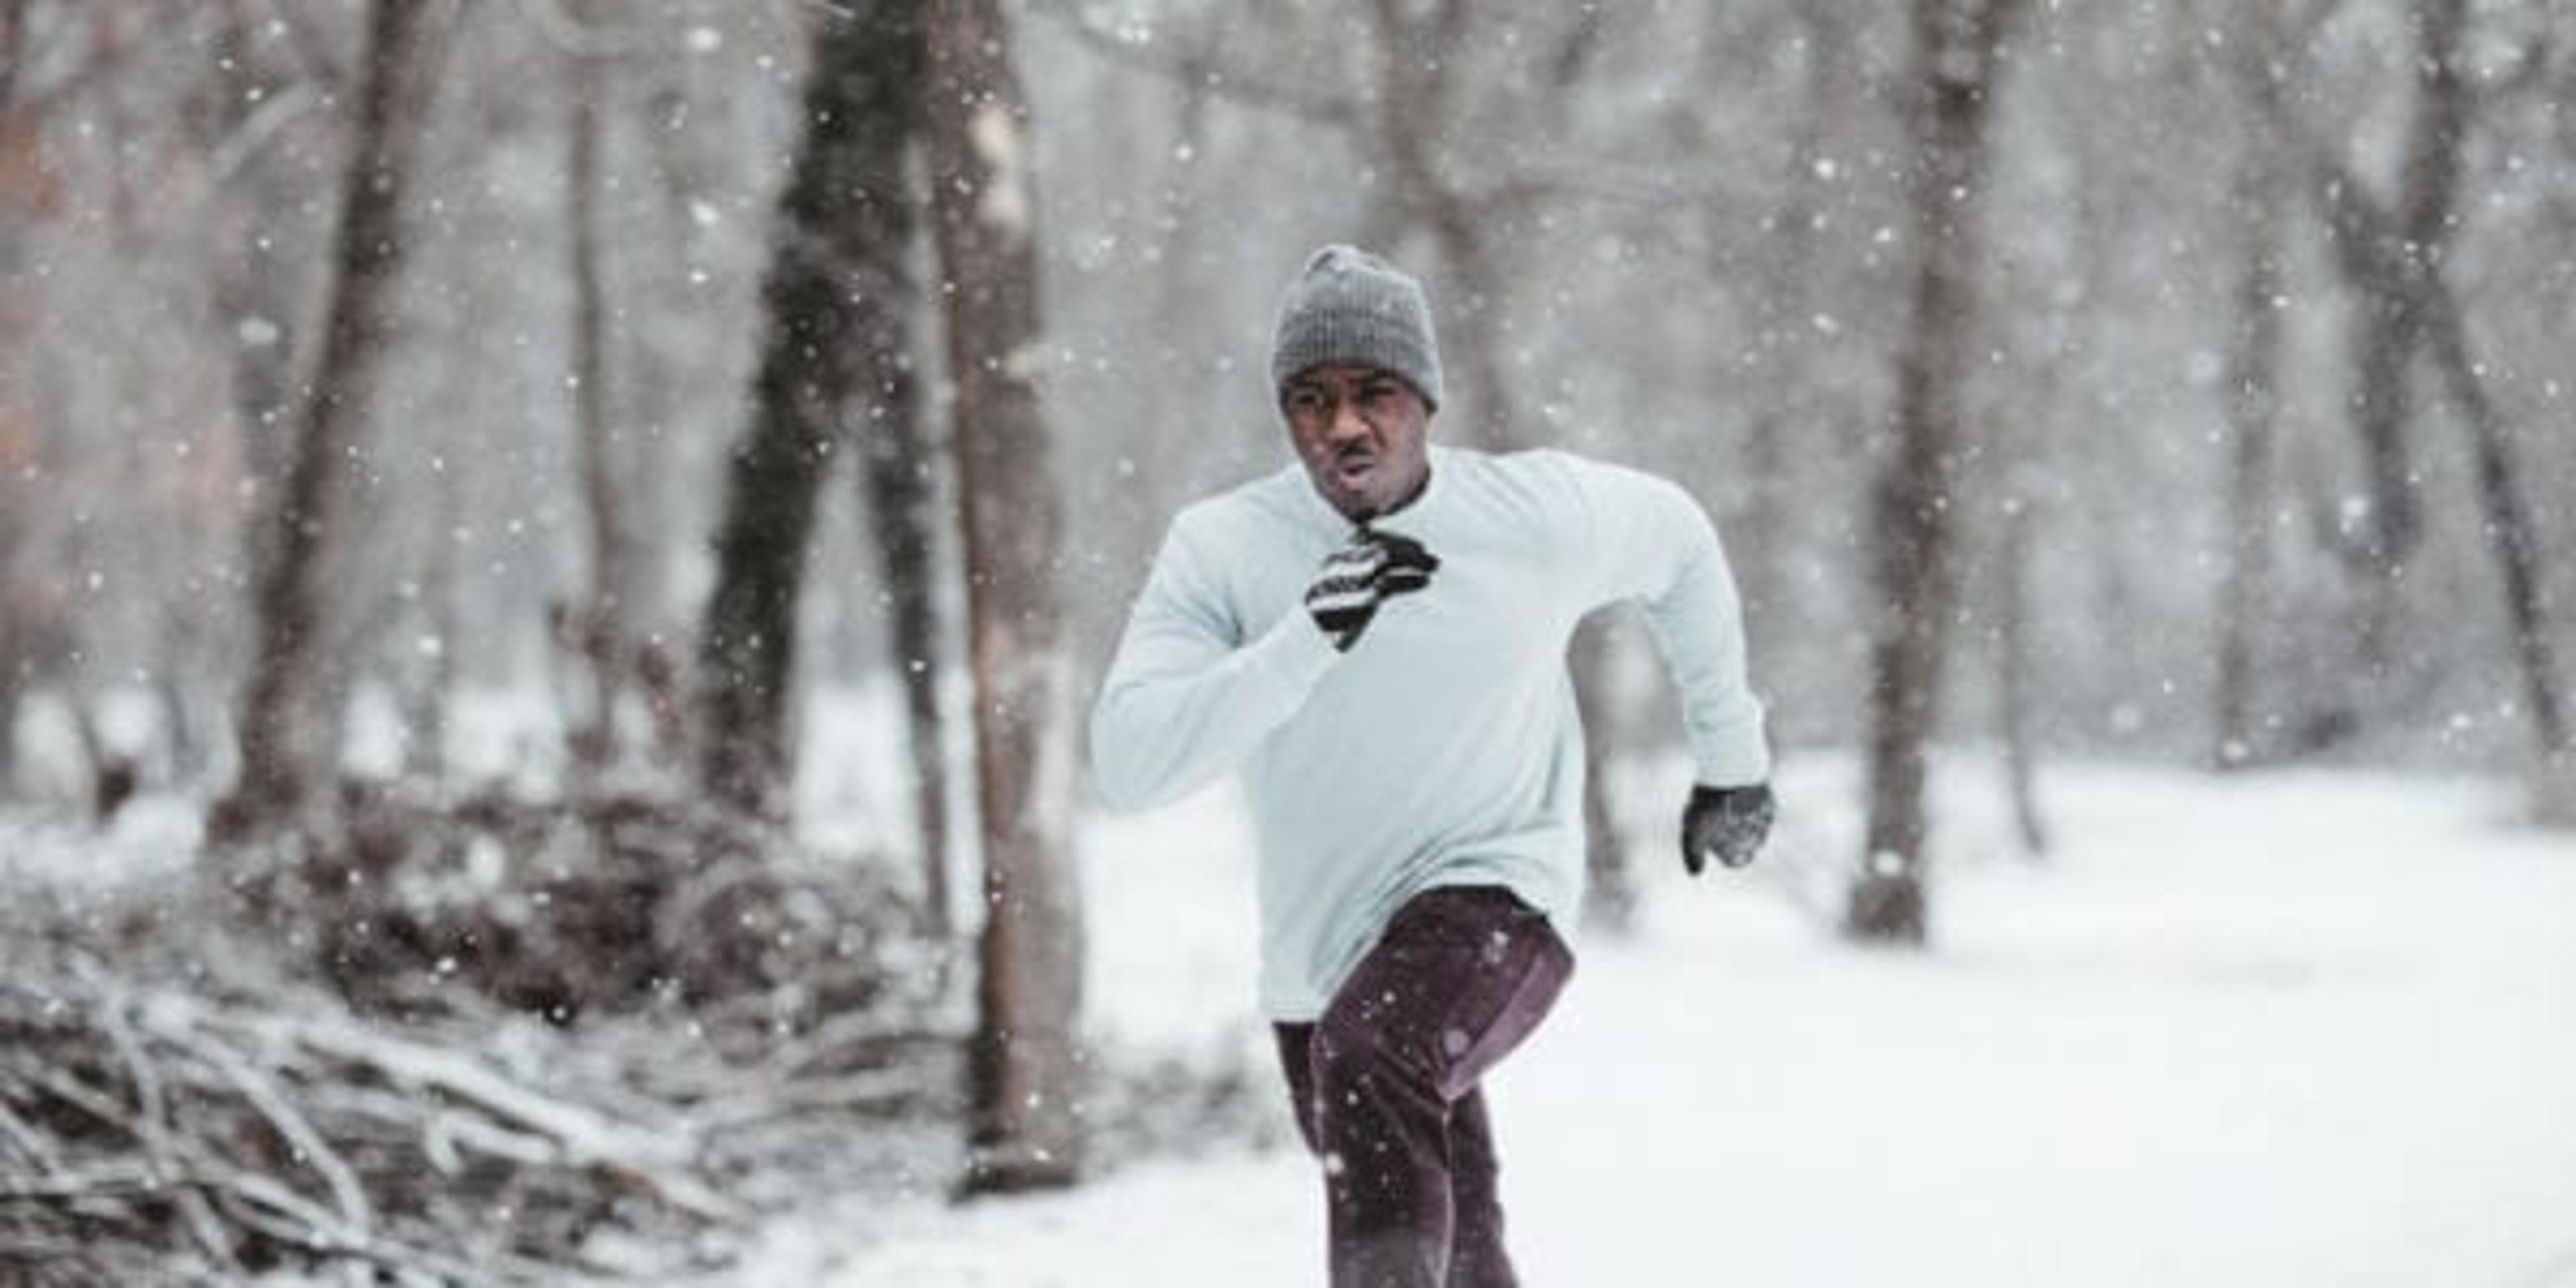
left=1, top=0, right=2571, bottom=1282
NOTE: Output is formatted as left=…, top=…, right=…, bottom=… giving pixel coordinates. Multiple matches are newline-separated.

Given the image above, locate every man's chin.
left=1307, top=473, right=1378, bottom=521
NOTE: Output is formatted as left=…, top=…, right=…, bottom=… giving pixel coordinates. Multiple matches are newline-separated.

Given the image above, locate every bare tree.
left=855, top=322, right=954, bottom=934
left=213, top=0, right=441, bottom=843
left=837, top=4, right=953, bottom=936
left=0, top=0, right=34, bottom=796
left=1849, top=0, right=2028, bottom=944
left=927, top=0, right=1087, bottom=1194
left=2241, top=0, right=2571, bottom=810
left=2320, top=0, right=2471, bottom=708
left=559, top=0, right=631, bottom=778
left=2198, top=0, right=2320, bottom=771
left=693, top=0, right=930, bottom=822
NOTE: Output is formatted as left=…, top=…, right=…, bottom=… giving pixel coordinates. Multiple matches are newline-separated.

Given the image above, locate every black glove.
left=1304, top=527, right=1440, bottom=652
left=1680, top=783, right=1774, bottom=875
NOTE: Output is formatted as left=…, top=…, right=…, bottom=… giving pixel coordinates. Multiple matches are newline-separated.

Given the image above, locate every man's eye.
left=1362, top=382, right=1400, bottom=404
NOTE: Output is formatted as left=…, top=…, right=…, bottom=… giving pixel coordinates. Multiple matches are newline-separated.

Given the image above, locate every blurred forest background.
left=1, top=0, right=2571, bottom=1281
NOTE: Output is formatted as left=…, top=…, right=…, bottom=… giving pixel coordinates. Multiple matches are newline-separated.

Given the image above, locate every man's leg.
left=1442, top=1087, right=1513, bottom=1288
left=1278, top=1021, right=1515, bottom=1283
left=1303, top=886, right=1572, bottom=1288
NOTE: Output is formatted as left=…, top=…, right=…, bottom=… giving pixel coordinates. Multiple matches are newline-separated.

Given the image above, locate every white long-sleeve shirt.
left=1091, top=445, right=1768, bottom=1020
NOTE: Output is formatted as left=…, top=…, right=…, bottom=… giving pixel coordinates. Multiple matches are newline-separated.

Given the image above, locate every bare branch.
left=162, top=1004, right=376, bottom=1244
left=97, top=987, right=241, bottom=1273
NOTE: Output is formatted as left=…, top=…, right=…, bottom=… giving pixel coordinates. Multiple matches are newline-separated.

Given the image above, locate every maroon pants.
left=1274, top=886, right=1575, bottom=1288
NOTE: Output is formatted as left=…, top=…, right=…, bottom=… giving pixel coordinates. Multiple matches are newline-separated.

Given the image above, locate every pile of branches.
left=0, top=955, right=747, bottom=1284
left=2, top=783, right=966, bottom=1283
left=256, top=782, right=953, bottom=1058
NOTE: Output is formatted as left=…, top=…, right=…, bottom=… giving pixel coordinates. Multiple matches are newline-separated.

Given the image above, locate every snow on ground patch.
left=714, top=760, right=2576, bottom=1288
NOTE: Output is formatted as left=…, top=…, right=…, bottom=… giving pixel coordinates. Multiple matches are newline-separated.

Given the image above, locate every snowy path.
left=724, top=762, right=2576, bottom=1287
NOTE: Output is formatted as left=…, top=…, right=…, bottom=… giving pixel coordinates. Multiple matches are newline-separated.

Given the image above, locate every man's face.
left=1281, top=364, right=1432, bottom=523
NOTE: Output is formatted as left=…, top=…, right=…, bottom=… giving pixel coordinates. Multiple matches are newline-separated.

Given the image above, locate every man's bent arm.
left=1575, top=459, right=1771, bottom=787
left=1091, top=519, right=1340, bottom=811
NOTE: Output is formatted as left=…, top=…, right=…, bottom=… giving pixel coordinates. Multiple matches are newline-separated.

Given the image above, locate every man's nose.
left=1326, top=398, right=1371, bottom=441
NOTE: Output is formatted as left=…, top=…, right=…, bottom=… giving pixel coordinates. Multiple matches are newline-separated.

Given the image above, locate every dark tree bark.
left=1849, top=0, right=2025, bottom=945
left=927, top=0, right=1087, bottom=1195
left=856, top=354, right=953, bottom=936
left=213, top=0, right=439, bottom=843
left=694, top=0, right=928, bottom=820
left=835, top=3, right=952, bottom=938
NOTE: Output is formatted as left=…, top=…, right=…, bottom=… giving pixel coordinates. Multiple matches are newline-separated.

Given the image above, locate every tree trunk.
left=213, top=0, right=437, bottom=844
left=824, top=1, right=951, bottom=938
left=1849, top=0, right=2024, bottom=945
left=857, top=372, right=952, bottom=936
left=2251, top=0, right=2565, bottom=812
left=1994, top=498, right=2048, bottom=858
left=2320, top=0, right=2474, bottom=714
left=2212, top=102, right=2289, bottom=768
left=564, top=6, right=628, bottom=777
left=2420, top=283, right=2572, bottom=813
left=1734, top=5, right=1860, bottom=677
left=0, top=1, right=22, bottom=107
left=927, top=0, right=1087, bottom=1195
left=693, top=0, right=927, bottom=820
left=0, top=1, right=28, bottom=799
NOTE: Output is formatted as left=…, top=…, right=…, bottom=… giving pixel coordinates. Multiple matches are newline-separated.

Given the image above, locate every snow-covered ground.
left=720, top=756, right=2576, bottom=1287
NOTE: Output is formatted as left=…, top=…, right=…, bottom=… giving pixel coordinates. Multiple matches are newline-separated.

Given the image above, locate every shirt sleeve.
left=1089, top=511, right=1342, bottom=812
left=1569, top=455, right=1772, bottom=788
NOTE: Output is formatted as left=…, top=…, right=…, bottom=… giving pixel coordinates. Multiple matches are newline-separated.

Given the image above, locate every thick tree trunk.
left=213, top=0, right=437, bottom=843
left=824, top=0, right=951, bottom=937
left=928, top=0, right=1086, bottom=1195
left=1849, top=0, right=2023, bottom=945
left=694, top=0, right=927, bottom=820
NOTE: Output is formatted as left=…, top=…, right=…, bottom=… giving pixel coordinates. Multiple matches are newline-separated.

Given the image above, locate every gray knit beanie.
left=1269, top=245, right=1444, bottom=411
